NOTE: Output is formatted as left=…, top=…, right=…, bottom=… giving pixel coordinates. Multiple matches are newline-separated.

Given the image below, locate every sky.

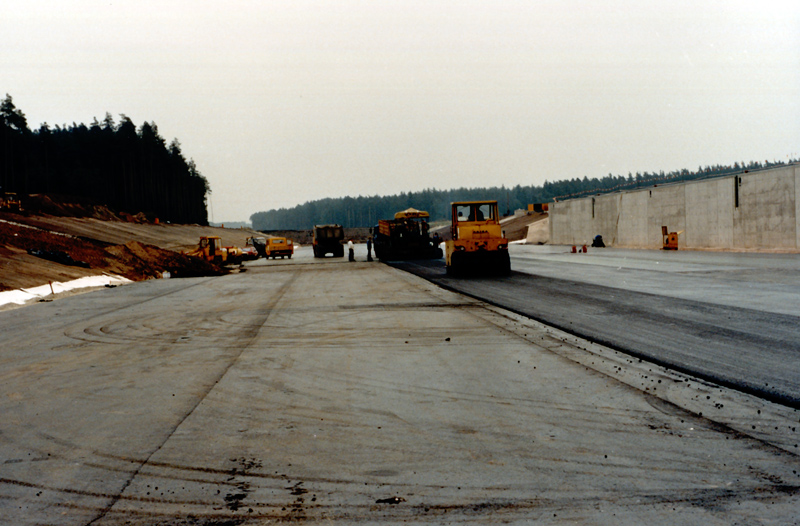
left=3, top=1, right=799, bottom=222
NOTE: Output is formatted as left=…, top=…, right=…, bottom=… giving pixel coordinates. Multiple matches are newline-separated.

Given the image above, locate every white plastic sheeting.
left=0, top=275, right=131, bottom=307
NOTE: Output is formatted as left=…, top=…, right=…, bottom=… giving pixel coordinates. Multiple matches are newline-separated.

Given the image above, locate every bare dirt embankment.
left=0, top=196, right=265, bottom=292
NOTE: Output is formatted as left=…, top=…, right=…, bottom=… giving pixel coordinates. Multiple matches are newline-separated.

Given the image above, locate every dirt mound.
left=0, top=192, right=252, bottom=294
left=105, top=241, right=227, bottom=280
left=19, top=194, right=128, bottom=221
left=0, top=220, right=107, bottom=291
left=0, top=220, right=108, bottom=265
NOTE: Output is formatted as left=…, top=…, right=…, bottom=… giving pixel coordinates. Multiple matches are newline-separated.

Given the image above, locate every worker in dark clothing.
left=366, top=237, right=373, bottom=261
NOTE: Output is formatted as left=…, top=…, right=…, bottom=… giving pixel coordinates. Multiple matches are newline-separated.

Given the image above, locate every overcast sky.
left=4, top=1, right=799, bottom=222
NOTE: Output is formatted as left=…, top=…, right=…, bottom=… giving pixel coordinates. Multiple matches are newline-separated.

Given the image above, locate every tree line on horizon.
left=251, top=158, right=798, bottom=230
left=0, top=94, right=209, bottom=224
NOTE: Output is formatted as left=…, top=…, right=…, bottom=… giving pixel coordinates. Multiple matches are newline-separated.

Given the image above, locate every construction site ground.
left=1, top=245, right=799, bottom=525
left=2, top=204, right=798, bottom=524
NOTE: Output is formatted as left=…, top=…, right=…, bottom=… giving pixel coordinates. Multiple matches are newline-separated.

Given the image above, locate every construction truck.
left=445, top=200, right=511, bottom=276
left=264, top=236, right=294, bottom=259
left=313, top=224, right=344, bottom=258
left=373, top=208, right=443, bottom=261
left=186, top=236, right=239, bottom=265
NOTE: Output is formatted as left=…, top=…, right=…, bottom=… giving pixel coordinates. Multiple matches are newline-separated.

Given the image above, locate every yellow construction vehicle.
left=223, top=245, right=244, bottom=264
left=661, top=226, right=683, bottom=250
left=0, top=192, right=22, bottom=212
left=186, top=236, right=233, bottom=265
left=374, top=208, right=442, bottom=261
left=264, top=236, right=294, bottom=259
left=445, top=200, right=510, bottom=276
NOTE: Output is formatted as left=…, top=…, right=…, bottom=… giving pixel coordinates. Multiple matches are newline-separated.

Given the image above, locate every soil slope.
left=0, top=205, right=264, bottom=291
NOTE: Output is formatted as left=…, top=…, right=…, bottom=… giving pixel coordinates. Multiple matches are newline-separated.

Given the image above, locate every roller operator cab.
left=445, top=200, right=511, bottom=276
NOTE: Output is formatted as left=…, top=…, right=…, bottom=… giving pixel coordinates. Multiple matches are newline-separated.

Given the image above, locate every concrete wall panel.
left=591, top=194, right=620, bottom=245
left=686, top=177, right=734, bottom=248
left=732, top=174, right=747, bottom=249
left=758, top=168, right=796, bottom=249
left=647, top=185, right=686, bottom=249
left=735, top=167, right=796, bottom=249
left=549, top=165, right=799, bottom=251
left=796, top=167, right=800, bottom=250
left=616, top=191, right=648, bottom=247
left=572, top=198, right=594, bottom=244
left=550, top=198, right=588, bottom=245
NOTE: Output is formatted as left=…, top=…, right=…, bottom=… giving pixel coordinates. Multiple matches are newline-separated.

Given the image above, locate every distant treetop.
left=250, top=158, right=798, bottom=230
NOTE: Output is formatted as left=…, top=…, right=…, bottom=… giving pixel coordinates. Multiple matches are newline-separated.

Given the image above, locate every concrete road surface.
left=1, top=246, right=799, bottom=525
left=395, top=245, right=800, bottom=407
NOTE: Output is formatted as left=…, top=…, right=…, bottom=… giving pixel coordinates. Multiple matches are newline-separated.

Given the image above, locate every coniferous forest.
left=0, top=95, right=209, bottom=224
left=3, top=94, right=795, bottom=231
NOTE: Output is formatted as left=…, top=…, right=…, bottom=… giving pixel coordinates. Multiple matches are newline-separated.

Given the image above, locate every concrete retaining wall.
left=549, top=164, right=799, bottom=250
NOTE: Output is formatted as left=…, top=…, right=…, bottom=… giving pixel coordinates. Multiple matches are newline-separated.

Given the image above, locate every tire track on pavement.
left=85, top=270, right=300, bottom=525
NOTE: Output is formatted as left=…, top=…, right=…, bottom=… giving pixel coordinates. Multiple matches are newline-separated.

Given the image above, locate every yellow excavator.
left=445, top=200, right=510, bottom=276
